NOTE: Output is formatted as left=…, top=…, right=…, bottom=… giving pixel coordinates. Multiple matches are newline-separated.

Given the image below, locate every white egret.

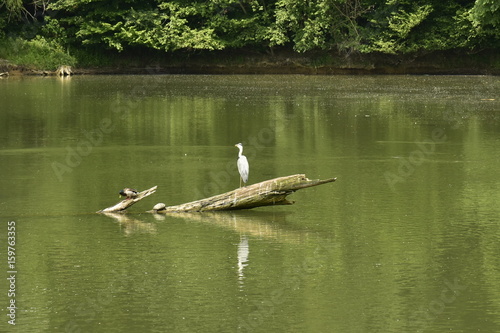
left=235, top=143, right=249, bottom=188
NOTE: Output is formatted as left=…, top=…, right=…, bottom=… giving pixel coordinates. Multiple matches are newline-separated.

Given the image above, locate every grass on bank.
left=0, top=36, right=76, bottom=71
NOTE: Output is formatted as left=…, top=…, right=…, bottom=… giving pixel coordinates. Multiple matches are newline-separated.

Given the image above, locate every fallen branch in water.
left=150, top=174, right=336, bottom=213
left=97, top=186, right=157, bottom=213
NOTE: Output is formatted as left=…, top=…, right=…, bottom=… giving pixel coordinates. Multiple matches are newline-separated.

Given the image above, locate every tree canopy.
left=1, top=0, right=499, bottom=57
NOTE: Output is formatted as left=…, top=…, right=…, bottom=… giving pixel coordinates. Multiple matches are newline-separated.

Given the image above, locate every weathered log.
left=150, top=174, right=336, bottom=213
left=56, top=65, right=73, bottom=76
left=97, top=186, right=157, bottom=213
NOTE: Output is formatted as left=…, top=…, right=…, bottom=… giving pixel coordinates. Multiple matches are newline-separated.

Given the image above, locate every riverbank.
left=1, top=48, right=499, bottom=76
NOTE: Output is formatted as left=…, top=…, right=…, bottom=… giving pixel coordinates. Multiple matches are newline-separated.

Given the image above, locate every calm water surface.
left=0, top=75, right=499, bottom=332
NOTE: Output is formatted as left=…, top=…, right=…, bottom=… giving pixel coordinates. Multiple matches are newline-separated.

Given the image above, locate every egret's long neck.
left=238, top=146, right=243, bottom=157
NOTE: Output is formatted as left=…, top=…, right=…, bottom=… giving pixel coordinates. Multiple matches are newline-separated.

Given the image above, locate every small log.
left=97, top=186, right=157, bottom=213
left=151, top=174, right=336, bottom=213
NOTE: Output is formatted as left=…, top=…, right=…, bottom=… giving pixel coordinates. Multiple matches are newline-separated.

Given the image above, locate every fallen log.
left=150, top=174, right=336, bottom=213
left=97, top=186, right=157, bottom=213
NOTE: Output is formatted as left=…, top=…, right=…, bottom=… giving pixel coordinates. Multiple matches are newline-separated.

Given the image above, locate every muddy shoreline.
left=3, top=65, right=498, bottom=76
left=2, top=49, right=499, bottom=76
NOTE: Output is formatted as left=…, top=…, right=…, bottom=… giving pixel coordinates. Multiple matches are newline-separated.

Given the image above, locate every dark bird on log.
left=235, top=143, right=249, bottom=188
left=119, top=188, right=138, bottom=200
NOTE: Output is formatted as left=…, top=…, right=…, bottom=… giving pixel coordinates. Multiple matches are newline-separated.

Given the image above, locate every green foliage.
left=40, top=16, right=68, bottom=45
left=1, top=0, right=24, bottom=17
left=0, top=0, right=26, bottom=38
left=0, top=36, right=77, bottom=70
left=270, top=0, right=364, bottom=53
left=205, top=1, right=272, bottom=49
left=388, top=5, right=433, bottom=39
left=115, top=4, right=224, bottom=51
left=469, top=0, right=500, bottom=44
left=0, top=0, right=499, bottom=63
left=44, top=0, right=368, bottom=53
left=470, top=0, right=500, bottom=28
left=362, top=4, right=435, bottom=53
left=359, top=1, right=483, bottom=54
left=48, top=0, right=224, bottom=51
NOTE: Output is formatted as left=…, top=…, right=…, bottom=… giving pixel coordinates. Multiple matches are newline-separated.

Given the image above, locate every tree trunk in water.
left=151, top=174, right=336, bottom=213
left=97, top=175, right=336, bottom=213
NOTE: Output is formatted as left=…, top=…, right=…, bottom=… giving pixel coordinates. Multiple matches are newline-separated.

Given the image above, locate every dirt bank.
left=2, top=49, right=499, bottom=76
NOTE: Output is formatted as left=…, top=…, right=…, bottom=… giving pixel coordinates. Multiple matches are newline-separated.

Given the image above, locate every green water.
left=0, top=75, right=499, bottom=332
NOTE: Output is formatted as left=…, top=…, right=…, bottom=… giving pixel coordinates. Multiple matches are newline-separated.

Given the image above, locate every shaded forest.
left=1, top=0, right=499, bottom=72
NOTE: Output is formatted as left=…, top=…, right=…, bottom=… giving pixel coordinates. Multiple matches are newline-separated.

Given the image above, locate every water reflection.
left=102, top=208, right=332, bottom=244
left=162, top=210, right=329, bottom=244
left=101, top=212, right=157, bottom=235
left=237, top=235, right=249, bottom=289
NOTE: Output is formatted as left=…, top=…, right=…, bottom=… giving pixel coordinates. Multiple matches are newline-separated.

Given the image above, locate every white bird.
left=235, top=143, right=249, bottom=188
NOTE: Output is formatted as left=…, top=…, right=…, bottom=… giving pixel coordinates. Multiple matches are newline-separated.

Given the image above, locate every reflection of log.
left=152, top=174, right=336, bottom=213
left=97, top=186, right=157, bottom=213
left=164, top=211, right=316, bottom=243
left=100, top=212, right=157, bottom=235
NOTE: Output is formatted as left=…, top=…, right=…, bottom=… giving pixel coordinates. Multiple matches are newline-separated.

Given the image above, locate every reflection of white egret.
left=237, top=235, right=249, bottom=287
left=235, top=143, right=249, bottom=188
